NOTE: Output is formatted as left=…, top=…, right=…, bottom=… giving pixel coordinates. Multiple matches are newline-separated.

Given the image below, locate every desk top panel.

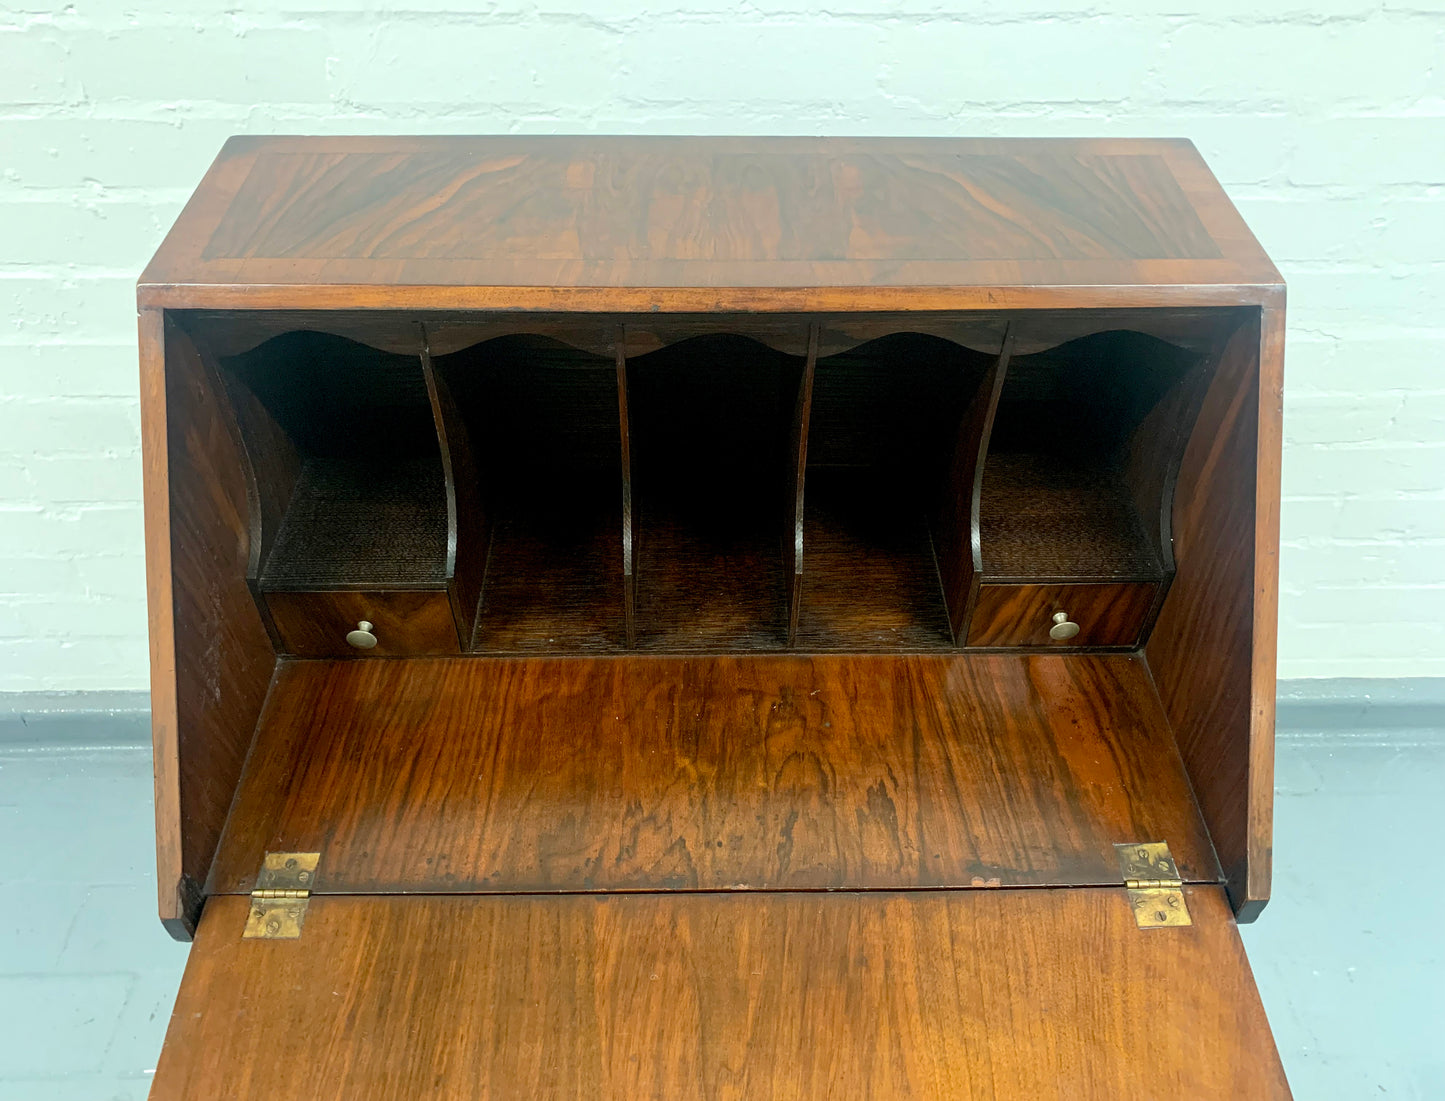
left=140, top=136, right=1281, bottom=311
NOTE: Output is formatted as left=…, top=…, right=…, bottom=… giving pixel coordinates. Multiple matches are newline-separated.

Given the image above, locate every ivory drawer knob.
left=1048, top=611, right=1080, bottom=641
left=346, top=620, right=378, bottom=649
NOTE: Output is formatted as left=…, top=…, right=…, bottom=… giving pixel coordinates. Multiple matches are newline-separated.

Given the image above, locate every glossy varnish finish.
left=1147, top=310, right=1282, bottom=916
left=180, top=307, right=1226, bottom=362
left=967, top=582, right=1160, bottom=648
left=626, top=335, right=801, bottom=651
left=934, top=336, right=1010, bottom=639
left=140, top=313, right=277, bottom=937
left=205, top=148, right=1218, bottom=262
left=793, top=469, right=955, bottom=649
left=420, top=328, right=491, bottom=649
left=140, top=137, right=1280, bottom=312
left=264, top=590, right=460, bottom=657
left=206, top=654, right=1216, bottom=895
left=165, top=307, right=1245, bottom=665
left=138, top=137, right=1288, bottom=1097
left=150, top=888, right=1289, bottom=1101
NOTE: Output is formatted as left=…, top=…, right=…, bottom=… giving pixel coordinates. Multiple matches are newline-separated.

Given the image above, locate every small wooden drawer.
left=265, top=590, right=461, bottom=657
left=966, top=583, right=1159, bottom=648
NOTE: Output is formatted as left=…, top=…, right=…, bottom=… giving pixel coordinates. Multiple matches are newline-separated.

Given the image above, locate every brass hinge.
left=243, top=852, right=319, bottom=940
left=1115, top=841, right=1191, bottom=929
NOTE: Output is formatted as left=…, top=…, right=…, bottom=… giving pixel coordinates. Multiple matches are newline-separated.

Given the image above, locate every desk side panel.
left=1147, top=302, right=1281, bottom=919
left=140, top=309, right=276, bottom=939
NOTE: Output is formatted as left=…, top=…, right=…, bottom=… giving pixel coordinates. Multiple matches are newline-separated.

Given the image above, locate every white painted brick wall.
left=1, top=1, right=1441, bottom=689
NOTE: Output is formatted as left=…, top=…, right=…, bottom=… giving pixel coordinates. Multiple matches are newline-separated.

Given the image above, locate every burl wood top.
left=139, top=136, right=1281, bottom=312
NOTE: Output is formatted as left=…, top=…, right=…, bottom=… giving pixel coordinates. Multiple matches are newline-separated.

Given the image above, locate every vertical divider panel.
left=785, top=324, right=820, bottom=646
left=185, top=324, right=298, bottom=652
left=210, top=363, right=302, bottom=590
left=1123, top=327, right=1233, bottom=583
left=933, top=325, right=1014, bottom=643
left=615, top=326, right=637, bottom=648
left=420, top=322, right=491, bottom=651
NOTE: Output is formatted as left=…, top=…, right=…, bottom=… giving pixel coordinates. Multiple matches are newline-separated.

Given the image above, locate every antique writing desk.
left=138, top=136, right=1288, bottom=1098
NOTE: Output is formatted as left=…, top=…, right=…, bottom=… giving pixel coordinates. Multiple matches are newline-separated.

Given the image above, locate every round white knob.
left=1048, top=611, right=1080, bottom=641
left=346, top=620, right=378, bottom=649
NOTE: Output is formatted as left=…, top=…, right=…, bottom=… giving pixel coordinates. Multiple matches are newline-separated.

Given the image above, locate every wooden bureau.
left=138, top=136, right=1288, bottom=1098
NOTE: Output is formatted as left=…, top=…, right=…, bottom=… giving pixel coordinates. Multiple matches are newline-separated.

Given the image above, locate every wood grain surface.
left=218, top=331, right=450, bottom=590
left=796, top=330, right=994, bottom=649
left=264, top=590, right=461, bottom=657
left=433, top=334, right=627, bottom=651
left=420, top=327, right=490, bottom=649
left=139, top=136, right=1282, bottom=312
left=139, top=313, right=277, bottom=939
left=975, top=330, right=1202, bottom=587
left=206, top=653, right=1217, bottom=895
left=934, top=331, right=1010, bottom=639
left=783, top=324, right=818, bottom=645
left=139, top=140, right=1288, bottom=1096
left=616, top=328, right=637, bottom=647
left=1147, top=306, right=1281, bottom=918
left=181, top=306, right=1230, bottom=361
left=150, top=888, right=1290, bottom=1101
left=793, top=469, right=954, bottom=650
left=967, top=582, right=1159, bottom=648
left=626, top=335, right=800, bottom=651
left=468, top=479, right=628, bottom=652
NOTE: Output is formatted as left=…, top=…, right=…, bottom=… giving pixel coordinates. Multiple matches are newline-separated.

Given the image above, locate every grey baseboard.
left=2, top=680, right=1442, bottom=750
left=0, top=691, right=152, bottom=750
left=1275, top=678, right=1445, bottom=745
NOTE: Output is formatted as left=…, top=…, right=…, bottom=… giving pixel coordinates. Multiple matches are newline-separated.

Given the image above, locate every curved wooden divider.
left=615, top=327, right=636, bottom=649
left=785, top=325, right=819, bottom=646
left=937, top=325, right=1013, bottom=642
left=420, top=323, right=490, bottom=650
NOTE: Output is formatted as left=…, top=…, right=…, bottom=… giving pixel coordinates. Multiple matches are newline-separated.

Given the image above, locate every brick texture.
left=1, top=3, right=1441, bottom=687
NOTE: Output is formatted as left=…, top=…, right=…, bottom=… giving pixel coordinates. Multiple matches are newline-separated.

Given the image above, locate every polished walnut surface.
left=140, top=136, right=1280, bottom=311
left=206, top=653, right=1217, bottom=896
left=150, top=888, right=1289, bottom=1101
left=138, top=135, right=1288, bottom=1099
